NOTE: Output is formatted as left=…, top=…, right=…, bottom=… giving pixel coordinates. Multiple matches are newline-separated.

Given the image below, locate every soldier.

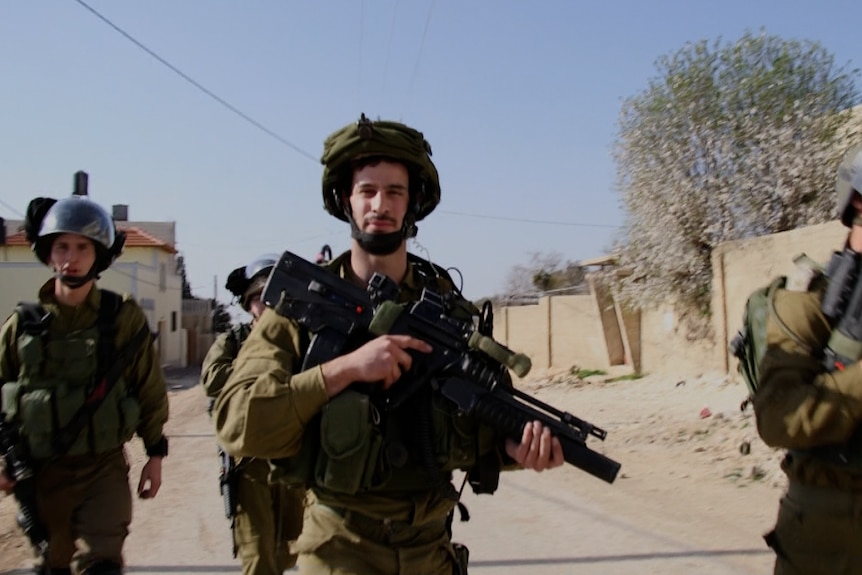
left=214, top=114, right=563, bottom=575
left=200, top=256, right=306, bottom=575
left=0, top=191, right=169, bottom=575
left=754, top=144, right=862, bottom=574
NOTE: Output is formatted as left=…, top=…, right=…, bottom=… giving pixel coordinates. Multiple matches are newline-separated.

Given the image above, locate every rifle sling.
left=52, top=322, right=151, bottom=456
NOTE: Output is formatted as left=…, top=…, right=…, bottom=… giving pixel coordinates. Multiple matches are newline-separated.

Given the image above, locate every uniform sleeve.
left=754, top=288, right=862, bottom=449
left=200, top=332, right=238, bottom=399
left=213, top=307, right=329, bottom=459
left=118, top=299, right=169, bottom=452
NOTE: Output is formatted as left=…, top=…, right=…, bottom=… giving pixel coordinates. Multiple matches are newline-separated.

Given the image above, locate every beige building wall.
left=494, top=293, right=622, bottom=373
left=638, top=305, right=721, bottom=376
left=549, top=295, right=608, bottom=370
left=491, top=220, right=848, bottom=378
left=0, top=244, right=185, bottom=368
left=712, top=220, right=846, bottom=373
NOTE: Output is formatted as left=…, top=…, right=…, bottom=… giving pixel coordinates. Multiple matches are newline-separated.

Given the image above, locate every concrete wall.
left=492, top=220, right=847, bottom=377
left=712, top=220, right=846, bottom=372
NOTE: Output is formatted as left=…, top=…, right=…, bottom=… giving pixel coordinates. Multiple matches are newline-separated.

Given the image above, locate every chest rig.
left=0, top=291, right=141, bottom=460
left=271, top=254, right=501, bottom=500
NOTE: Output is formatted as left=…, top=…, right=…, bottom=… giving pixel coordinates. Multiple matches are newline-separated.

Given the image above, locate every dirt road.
left=1, top=368, right=782, bottom=574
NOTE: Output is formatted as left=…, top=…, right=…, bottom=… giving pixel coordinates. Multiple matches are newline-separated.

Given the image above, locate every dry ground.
left=0, top=367, right=786, bottom=574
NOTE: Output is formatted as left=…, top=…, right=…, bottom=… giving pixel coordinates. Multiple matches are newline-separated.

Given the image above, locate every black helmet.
left=26, top=195, right=125, bottom=279
left=320, top=114, right=440, bottom=223
left=225, top=253, right=278, bottom=310
left=837, top=143, right=862, bottom=227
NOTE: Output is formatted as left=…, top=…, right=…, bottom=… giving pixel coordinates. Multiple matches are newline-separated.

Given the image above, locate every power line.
left=402, top=0, right=435, bottom=118
left=0, top=199, right=25, bottom=218
left=72, top=0, right=318, bottom=163
left=438, top=210, right=621, bottom=228
left=381, top=0, right=400, bottom=105
left=109, top=266, right=183, bottom=292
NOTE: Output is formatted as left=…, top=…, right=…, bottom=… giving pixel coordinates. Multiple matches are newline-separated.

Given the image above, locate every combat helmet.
left=24, top=172, right=125, bottom=287
left=320, top=114, right=441, bottom=223
left=225, top=254, right=278, bottom=311
left=837, top=143, right=862, bottom=227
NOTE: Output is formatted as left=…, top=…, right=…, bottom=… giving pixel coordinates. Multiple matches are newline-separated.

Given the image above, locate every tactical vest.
left=0, top=291, right=141, bottom=460
left=270, top=254, right=499, bottom=496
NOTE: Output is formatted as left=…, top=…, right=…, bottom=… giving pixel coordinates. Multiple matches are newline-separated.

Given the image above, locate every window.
left=159, top=263, right=167, bottom=292
left=171, top=311, right=177, bottom=332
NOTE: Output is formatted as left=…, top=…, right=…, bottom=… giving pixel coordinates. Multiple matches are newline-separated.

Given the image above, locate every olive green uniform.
left=214, top=251, right=506, bottom=575
left=754, top=273, right=862, bottom=574
left=201, top=329, right=306, bottom=575
left=0, top=280, right=169, bottom=574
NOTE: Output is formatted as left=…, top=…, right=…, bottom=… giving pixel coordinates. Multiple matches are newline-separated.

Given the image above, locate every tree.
left=175, top=254, right=194, bottom=299
left=500, top=251, right=587, bottom=304
left=211, top=299, right=232, bottom=333
left=614, top=29, right=861, bottom=331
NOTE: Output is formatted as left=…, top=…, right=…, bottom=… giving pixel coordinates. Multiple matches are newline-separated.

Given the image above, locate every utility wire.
left=402, top=0, right=435, bottom=118
left=70, top=1, right=620, bottom=233
left=438, top=210, right=621, bottom=228
left=72, top=0, right=318, bottom=163
left=381, top=0, right=400, bottom=106
left=357, top=0, right=364, bottom=110
left=0, top=199, right=25, bottom=218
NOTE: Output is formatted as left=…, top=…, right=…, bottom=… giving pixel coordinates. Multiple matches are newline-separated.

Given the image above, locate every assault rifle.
left=261, top=251, right=621, bottom=484
left=821, top=248, right=862, bottom=371
left=217, top=444, right=239, bottom=557
left=0, top=413, right=49, bottom=561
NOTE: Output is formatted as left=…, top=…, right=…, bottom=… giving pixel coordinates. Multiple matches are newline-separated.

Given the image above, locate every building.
left=0, top=205, right=186, bottom=368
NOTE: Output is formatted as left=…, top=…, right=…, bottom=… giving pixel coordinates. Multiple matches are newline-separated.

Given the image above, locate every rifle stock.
left=262, top=251, right=621, bottom=484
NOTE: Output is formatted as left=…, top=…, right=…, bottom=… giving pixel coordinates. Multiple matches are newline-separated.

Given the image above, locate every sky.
left=2, top=0, right=861, bottom=315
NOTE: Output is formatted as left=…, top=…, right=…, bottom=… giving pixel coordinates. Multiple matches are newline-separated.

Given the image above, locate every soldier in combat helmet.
left=200, top=256, right=306, bottom=575
left=213, top=114, right=564, bottom=575
left=754, top=144, right=862, bottom=574
left=0, top=177, right=169, bottom=575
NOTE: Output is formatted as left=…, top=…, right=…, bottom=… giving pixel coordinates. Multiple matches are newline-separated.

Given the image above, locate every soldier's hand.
left=321, top=335, right=432, bottom=396
left=505, top=421, right=564, bottom=472
left=0, top=468, right=14, bottom=494
left=137, top=456, right=163, bottom=499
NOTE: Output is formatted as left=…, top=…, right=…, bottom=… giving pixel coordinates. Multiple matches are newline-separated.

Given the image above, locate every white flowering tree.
left=614, top=30, right=861, bottom=331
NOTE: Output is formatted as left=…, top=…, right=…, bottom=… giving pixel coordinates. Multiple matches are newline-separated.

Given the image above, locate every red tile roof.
left=3, top=226, right=176, bottom=254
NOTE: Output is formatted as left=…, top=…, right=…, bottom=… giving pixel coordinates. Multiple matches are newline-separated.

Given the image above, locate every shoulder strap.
left=95, top=290, right=123, bottom=383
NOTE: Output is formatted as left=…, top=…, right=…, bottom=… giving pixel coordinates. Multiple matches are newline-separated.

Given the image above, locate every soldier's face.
left=247, top=293, right=266, bottom=322
left=49, top=233, right=97, bottom=276
left=349, top=161, right=410, bottom=235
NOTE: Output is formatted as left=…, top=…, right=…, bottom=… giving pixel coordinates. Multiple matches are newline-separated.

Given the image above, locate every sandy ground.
left=0, top=367, right=786, bottom=574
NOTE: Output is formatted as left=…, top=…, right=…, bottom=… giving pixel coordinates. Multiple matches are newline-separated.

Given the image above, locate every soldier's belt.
left=320, top=504, right=447, bottom=538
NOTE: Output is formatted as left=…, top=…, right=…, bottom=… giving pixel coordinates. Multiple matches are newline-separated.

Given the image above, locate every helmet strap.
left=56, top=265, right=98, bottom=289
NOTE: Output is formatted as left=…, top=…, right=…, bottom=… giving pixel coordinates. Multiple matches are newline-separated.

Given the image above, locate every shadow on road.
left=470, top=547, right=771, bottom=567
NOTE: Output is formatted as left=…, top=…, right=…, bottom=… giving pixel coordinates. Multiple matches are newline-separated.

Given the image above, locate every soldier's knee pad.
left=83, top=561, right=123, bottom=575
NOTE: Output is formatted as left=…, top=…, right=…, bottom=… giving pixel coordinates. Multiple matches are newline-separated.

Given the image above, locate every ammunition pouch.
left=270, top=387, right=501, bottom=496
left=314, top=390, right=385, bottom=494
left=3, top=324, right=139, bottom=460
